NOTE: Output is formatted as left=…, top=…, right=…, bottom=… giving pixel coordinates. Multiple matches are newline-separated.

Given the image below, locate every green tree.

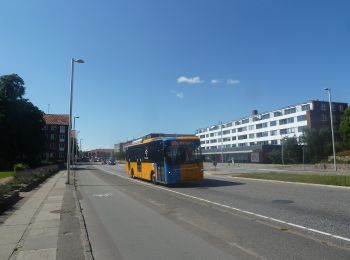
left=267, top=148, right=281, bottom=164
left=283, top=137, right=303, bottom=164
left=0, top=74, right=45, bottom=170
left=339, top=107, right=350, bottom=148
left=302, top=127, right=332, bottom=162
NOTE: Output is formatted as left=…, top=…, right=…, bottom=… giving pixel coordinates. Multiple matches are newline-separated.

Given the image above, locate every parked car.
left=108, top=159, right=116, bottom=165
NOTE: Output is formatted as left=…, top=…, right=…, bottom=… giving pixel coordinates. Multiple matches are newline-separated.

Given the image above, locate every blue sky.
left=1, top=0, right=349, bottom=150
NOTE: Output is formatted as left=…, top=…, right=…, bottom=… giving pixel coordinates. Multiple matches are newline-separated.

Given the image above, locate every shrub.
left=13, top=163, right=29, bottom=173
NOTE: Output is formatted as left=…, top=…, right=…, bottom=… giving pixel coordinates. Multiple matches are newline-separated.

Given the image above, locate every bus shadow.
left=169, top=178, right=244, bottom=189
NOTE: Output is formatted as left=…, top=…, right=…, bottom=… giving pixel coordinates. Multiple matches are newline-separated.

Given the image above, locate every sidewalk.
left=0, top=171, right=66, bottom=260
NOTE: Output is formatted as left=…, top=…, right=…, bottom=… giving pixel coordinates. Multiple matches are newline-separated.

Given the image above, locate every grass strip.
left=235, top=173, right=350, bottom=187
left=0, top=172, right=14, bottom=179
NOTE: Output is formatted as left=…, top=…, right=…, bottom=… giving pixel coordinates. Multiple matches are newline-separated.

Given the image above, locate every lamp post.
left=67, top=58, right=85, bottom=185
left=324, top=88, right=337, bottom=171
left=73, top=116, right=80, bottom=167
left=80, top=139, right=84, bottom=158
left=220, top=122, right=224, bottom=163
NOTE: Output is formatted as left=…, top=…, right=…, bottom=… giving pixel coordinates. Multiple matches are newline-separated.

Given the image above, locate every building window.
left=238, top=143, right=248, bottom=147
left=210, top=139, right=217, bottom=143
left=206, top=134, right=209, bottom=138
left=256, top=122, right=268, bottom=129
left=321, top=103, right=327, bottom=111
left=297, top=115, right=306, bottom=121
left=252, top=117, right=260, bottom=122
left=223, top=130, right=230, bottom=135
left=60, top=126, right=66, bottom=133
left=238, top=134, right=247, bottom=140
left=284, top=107, right=296, bottom=115
left=248, top=125, right=254, bottom=130
left=206, top=140, right=209, bottom=144
left=59, top=152, right=64, bottom=158
left=223, top=137, right=231, bottom=142
left=59, top=134, right=65, bottom=142
left=270, top=121, right=277, bottom=127
left=261, top=113, right=270, bottom=120
left=249, top=133, right=255, bottom=139
left=50, top=134, right=55, bottom=140
left=322, top=114, right=327, bottom=121
left=232, top=144, right=237, bottom=148
left=231, top=129, right=236, bottom=133
left=232, top=136, right=237, bottom=140
left=51, top=125, right=57, bottom=130
left=256, top=132, right=268, bottom=138
left=298, top=126, right=307, bottom=133
left=274, top=111, right=282, bottom=117
left=199, top=135, right=205, bottom=139
left=280, top=129, right=287, bottom=135
left=241, top=118, right=249, bottom=124
left=210, top=133, right=214, bottom=137
left=270, top=130, right=277, bottom=136
left=301, top=104, right=310, bottom=111
left=227, top=122, right=233, bottom=127
left=237, top=126, right=247, bottom=132
left=50, top=143, right=55, bottom=149
left=339, top=105, right=344, bottom=112
left=250, top=142, right=256, bottom=146
left=235, top=121, right=240, bottom=126
left=271, top=140, right=278, bottom=145
left=59, top=143, right=65, bottom=151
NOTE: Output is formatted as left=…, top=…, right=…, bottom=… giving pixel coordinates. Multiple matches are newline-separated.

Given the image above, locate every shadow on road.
left=170, top=178, right=245, bottom=189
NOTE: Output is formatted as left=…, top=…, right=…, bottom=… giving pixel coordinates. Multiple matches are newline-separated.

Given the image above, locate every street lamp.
left=67, top=58, right=85, bottom=184
left=80, top=139, right=84, bottom=158
left=324, top=88, right=337, bottom=171
left=219, top=122, right=224, bottom=163
left=73, top=116, right=80, bottom=167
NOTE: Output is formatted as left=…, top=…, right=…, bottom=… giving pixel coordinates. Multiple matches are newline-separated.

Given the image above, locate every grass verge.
left=235, top=173, right=350, bottom=187
left=0, top=172, right=14, bottom=179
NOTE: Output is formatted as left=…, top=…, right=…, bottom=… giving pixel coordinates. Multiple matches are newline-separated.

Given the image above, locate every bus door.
left=137, top=158, right=142, bottom=173
left=156, top=163, right=164, bottom=183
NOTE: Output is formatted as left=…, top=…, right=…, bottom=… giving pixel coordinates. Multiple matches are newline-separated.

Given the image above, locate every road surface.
left=75, top=163, right=350, bottom=260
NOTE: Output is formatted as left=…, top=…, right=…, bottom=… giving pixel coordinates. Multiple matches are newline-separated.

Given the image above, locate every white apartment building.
left=195, top=100, right=347, bottom=163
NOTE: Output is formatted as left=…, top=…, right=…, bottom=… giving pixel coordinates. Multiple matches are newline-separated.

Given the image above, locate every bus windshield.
left=164, top=140, right=202, bottom=165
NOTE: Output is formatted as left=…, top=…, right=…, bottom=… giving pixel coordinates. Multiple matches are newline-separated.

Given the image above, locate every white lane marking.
left=205, top=174, right=350, bottom=190
left=93, top=165, right=350, bottom=243
left=92, top=193, right=113, bottom=198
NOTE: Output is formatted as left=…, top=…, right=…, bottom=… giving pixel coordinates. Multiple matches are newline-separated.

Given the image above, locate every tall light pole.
left=73, top=116, right=80, bottom=167
left=67, top=58, right=85, bottom=184
left=219, top=122, right=224, bottom=163
left=324, top=88, right=337, bottom=171
left=80, top=139, right=84, bottom=158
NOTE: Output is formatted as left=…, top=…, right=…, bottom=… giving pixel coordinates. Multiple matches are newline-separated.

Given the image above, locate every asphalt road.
left=75, top=163, right=350, bottom=260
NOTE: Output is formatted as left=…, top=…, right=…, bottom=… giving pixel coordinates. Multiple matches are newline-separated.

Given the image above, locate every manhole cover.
left=272, top=200, right=294, bottom=204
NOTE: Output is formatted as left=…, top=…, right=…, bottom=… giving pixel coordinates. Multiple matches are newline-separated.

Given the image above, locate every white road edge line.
left=94, top=165, right=350, bottom=243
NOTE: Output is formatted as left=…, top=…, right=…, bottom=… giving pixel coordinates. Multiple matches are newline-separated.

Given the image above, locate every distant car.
left=101, top=159, right=107, bottom=164
left=108, top=159, right=116, bottom=165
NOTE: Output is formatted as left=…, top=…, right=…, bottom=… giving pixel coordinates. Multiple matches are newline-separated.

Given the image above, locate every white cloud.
left=211, top=79, right=219, bottom=84
left=177, top=76, right=203, bottom=84
left=227, top=79, right=240, bottom=85
left=171, top=90, right=184, bottom=99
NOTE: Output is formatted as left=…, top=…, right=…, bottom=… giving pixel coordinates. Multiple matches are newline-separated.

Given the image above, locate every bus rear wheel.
left=151, top=171, right=157, bottom=185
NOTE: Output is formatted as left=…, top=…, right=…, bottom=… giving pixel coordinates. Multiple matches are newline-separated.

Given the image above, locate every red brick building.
left=43, top=114, right=69, bottom=162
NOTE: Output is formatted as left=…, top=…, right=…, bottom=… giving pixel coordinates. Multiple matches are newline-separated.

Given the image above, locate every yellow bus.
left=125, top=136, right=203, bottom=185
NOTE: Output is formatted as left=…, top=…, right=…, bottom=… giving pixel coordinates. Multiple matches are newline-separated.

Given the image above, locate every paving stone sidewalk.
left=0, top=171, right=66, bottom=260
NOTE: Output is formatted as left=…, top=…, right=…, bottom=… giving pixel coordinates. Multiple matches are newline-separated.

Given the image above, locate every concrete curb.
left=73, top=177, right=94, bottom=260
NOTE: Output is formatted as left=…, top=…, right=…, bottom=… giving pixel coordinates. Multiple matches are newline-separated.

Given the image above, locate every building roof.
left=43, top=114, right=69, bottom=126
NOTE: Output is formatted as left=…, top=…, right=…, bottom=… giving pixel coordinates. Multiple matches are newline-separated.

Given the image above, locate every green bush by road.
left=235, top=173, right=350, bottom=187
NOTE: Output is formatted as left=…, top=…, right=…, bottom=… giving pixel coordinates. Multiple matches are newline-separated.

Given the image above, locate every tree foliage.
left=283, top=137, right=303, bottom=164
left=0, top=74, right=45, bottom=170
left=267, top=148, right=281, bottom=164
left=302, top=127, right=332, bottom=162
left=340, top=107, right=350, bottom=148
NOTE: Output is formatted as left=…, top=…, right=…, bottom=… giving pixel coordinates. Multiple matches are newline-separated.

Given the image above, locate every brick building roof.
left=43, top=114, right=69, bottom=125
